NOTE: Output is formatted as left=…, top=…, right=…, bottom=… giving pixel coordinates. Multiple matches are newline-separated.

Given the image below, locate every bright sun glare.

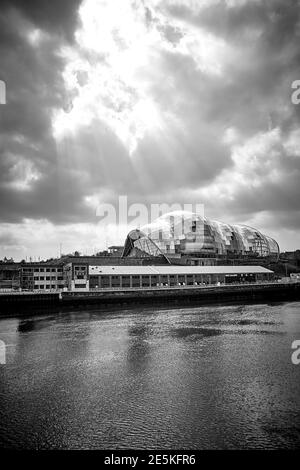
left=52, top=0, right=226, bottom=154
left=52, top=0, right=164, bottom=154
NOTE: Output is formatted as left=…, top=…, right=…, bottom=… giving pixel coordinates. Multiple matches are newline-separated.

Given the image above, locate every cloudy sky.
left=0, top=0, right=300, bottom=260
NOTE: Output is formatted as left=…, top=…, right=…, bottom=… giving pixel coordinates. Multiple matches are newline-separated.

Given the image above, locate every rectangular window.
left=150, top=275, right=159, bottom=286
left=121, top=276, right=130, bottom=287
left=142, top=275, right=150, bottom=287
left=75, top=269, right=86, bottom=279
left=132, top=276, right=140, bottom=287
left=101, top=276, right=110, bottom=287
left=111, top=277, right=121, bottom=287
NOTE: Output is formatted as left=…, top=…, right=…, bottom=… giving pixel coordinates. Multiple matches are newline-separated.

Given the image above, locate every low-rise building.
left=21, top=262, right=65, bottom=291
left=0, top=254, right=276, bottom=293
left=0, top=263, right=21, bottom=291
left=62, top=255, right=169, bottom=291
left=65, top=264, right=274, bottom=291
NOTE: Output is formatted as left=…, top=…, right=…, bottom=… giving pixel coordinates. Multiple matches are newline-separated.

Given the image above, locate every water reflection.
left=0, top=302, right=299, bottom=449
left=126, top=321, right=154, bottom=372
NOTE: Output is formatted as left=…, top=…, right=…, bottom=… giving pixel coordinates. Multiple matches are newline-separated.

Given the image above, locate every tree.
left=2, top=256, right=14, bottom=263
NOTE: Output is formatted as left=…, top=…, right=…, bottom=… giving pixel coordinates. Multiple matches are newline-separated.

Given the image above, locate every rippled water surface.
left=0, top=302, right=300, bottom=449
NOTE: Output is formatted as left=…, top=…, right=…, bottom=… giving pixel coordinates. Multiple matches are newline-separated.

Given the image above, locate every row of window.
left=34, top=285, right=65, bottom=290
left=89, top=274, right=235, bottom=288
left=34, top=276, right=63, bottom=281
left=23, top=267, right=63, bottom=273
left=99, top=274, right=210, bottom=281
left=35, top=268, right=63, bottom=273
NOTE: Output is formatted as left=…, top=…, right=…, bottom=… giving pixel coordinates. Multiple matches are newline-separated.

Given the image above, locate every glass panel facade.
left=123, top=211, right=280, bottom=262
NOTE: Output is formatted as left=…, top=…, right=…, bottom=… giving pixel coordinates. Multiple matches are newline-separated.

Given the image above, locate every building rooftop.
left=88, top=265, right=273, bottom=275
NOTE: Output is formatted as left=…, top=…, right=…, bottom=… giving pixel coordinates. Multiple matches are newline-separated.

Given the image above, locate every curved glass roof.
left=123, top=211, right=280, bottom=261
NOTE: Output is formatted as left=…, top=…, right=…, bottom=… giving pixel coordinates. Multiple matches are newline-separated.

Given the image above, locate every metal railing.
left=1, top=279, right=299, bottom=295
left=73, top=280, right=300, bottom=293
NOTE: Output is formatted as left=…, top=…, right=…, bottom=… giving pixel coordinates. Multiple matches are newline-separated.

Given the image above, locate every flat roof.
left=89, top=265, right=273, bottom=275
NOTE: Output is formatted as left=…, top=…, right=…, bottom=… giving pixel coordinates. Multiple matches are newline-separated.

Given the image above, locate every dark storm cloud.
left=159, top=0, right=300, bottom=231
left=215, top=166, right=300, bottom=220
left=0, top=0, right=82, bottom=138
left=0, top=0, right=300, bottom=256
left=166, top=0, right=300, bottom=133
left=0, top=123, right=139, bottom=223
left=0, top=0, right=84, bottom=224
left=167, top=0, right=300, bottom=44
left=1, top=0, right=82, bottom=41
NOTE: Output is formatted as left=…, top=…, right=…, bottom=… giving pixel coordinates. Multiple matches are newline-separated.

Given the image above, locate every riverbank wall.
left=0, top=282, right=300, bottom=316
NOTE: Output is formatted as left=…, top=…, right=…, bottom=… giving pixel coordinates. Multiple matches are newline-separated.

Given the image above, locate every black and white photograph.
left=0, top=0, right=300, bottom=457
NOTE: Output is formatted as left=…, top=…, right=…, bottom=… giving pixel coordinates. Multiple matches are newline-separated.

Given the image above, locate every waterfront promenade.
left=0, top=281, right=300, bottom=314
left=0, top=279, right=298, bottom=295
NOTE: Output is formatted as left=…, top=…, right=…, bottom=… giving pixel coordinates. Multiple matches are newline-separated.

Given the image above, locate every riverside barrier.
left=1, top=282, right=300, bottom=315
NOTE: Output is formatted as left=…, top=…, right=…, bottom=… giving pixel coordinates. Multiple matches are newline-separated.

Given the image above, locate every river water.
left=0, top=301, right=300, bottom=449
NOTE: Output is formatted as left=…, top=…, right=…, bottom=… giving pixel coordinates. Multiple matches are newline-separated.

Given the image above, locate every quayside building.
left=0, top=259, right=274, bottom=292
left=62, top=211, right=278, bottom=291
left=0, top=211, right=279, bottom=292
left=84, top=265, right=273, bottom=291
